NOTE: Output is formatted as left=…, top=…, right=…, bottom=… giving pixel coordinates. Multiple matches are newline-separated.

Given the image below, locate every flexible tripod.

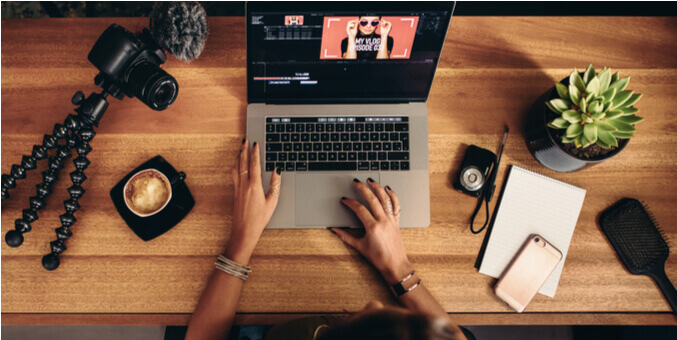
left=2, top=74, right=120, bottom=270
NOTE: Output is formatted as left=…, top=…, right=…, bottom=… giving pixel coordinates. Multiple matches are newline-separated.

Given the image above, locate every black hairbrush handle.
left=648, top=266, right=677, bottom=314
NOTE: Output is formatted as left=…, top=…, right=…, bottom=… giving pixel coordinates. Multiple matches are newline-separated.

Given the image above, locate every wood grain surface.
left=2, top=17, right=677, bottom=325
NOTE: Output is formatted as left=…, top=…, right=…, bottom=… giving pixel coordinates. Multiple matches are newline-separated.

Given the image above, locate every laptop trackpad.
left=295, top=173, right=380, bottom=227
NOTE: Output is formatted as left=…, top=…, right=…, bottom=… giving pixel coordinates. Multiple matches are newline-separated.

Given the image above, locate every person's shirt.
left=341, top=32, right=394, bottom=60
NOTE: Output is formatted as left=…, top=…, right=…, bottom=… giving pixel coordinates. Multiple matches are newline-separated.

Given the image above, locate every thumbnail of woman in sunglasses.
left=342, top=16, right=394, bottom=60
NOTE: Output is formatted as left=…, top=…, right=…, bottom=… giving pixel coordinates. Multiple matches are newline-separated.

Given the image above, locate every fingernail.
left=241, top=138, right=246, bottom=144
left=367, top=177, right=374, bottom=183
left=386, top=185, right=391, bottom=190
left=328, top=228, right=337, bottom=235
left=276, top=167, right=281, bottom=175
left=341, top=196, right=347, bottom=200
left=353, top=178, right=360, bottom=183
left=253, top=142, right=257, bottom=147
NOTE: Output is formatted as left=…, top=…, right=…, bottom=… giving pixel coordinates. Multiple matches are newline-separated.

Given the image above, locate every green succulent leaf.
left=569, top=84, right=581, bottom=103
left=583, top=123, right=598, bottom=143
left=613, top=131, right=634, bottom=139
left=611, top=72, right=620, bottom=83
left=596, top=139, right=611, bottom=149
left=573, top=135, right=582, bottom=148
left=603, top=101, right=611, bottom=112
left=562, top=109, right=581, bottom=123
left=549, top=98, right=571, bottom=113
left=585, top=76, right=600, bottom=96
left=566, top=122, right=584, bottom=138
left=555, top=83, right=569, bottom=100
left=608, top=119, right=636, bottom=132
left=588, top=100, right=603, bottom=114
left=620, top=93, right=642, bottom=108
left=609, top=90, right=633, bottom=110
left=608, top=76, right=630, bottom=92
left=579, top=96, right=587, bottom=114
left=616, top=115, right=644, bottom=124
left=601, top=87, right=617, bottom=103
left=590, top=111, right=606, bottom=120
left=570, top=70, right=587, bottom=93
left=546, top=101, right=562, bottom=114
left=561, top=136, right=575, bottom=143
left=583, top=64, right=595, bottom=84
left=597, top=68, right=611, bottom=92
left=620, top=107, right=639, bottom=115
left=580, top=134, right=592, bottom=148
left=598, top=129, right=619, bottom=147
left=548, top=118, right=570, bottom=129
left=595, top=121, right=617, bottom=132
left=605, top=110, right=624, bottom=120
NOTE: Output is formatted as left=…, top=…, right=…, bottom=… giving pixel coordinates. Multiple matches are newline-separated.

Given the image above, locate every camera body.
left=88, top=24, right=178, bottom=111
left=453, top=145, right=496, bottom=197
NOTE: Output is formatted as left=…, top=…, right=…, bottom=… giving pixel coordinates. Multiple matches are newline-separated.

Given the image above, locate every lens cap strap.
left=469, top=160, right=497, bottom=234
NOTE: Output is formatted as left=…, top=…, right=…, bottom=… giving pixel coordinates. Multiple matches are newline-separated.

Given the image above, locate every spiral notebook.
left=477, top=165, right=586, bottom=298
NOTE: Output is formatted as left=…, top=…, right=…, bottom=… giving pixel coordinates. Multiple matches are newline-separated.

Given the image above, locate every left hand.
left=225, top=139, right=281, bottom=264
left=380, top=19, right=392, bottom=37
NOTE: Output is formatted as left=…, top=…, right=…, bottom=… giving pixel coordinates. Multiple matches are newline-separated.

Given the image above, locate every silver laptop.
left=245, top=2, right=454, bottom=229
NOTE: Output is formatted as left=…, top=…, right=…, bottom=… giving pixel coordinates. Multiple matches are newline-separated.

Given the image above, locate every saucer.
left=110, top=155, right=195, bottom=241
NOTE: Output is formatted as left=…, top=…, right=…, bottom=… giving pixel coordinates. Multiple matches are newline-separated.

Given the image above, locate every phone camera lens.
left=535, top=237, right=540, bottom=243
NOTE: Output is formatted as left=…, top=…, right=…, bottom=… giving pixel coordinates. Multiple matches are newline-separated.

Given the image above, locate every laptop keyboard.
left=264, top=117, right=410, bottom=172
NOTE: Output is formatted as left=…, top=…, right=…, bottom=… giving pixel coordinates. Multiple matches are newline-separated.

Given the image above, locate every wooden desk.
left=2, top=17, right=676, bottom=326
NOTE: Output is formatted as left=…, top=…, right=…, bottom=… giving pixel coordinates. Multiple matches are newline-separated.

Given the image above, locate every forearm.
left=344, top=39, right=357, bottom=59
left=186, top=248, right=252, bottom=340
left=376, top=39, right=389, bottom=59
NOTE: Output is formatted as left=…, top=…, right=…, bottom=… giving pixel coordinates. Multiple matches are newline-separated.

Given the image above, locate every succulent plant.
left=546, top=64, right=643, bottom=149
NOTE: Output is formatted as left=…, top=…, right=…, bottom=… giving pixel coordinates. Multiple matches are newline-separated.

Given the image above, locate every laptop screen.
left=246, top=1, right=454, bottom=104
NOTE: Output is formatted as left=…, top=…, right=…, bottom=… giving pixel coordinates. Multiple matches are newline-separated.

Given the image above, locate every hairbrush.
left=600, top=198, right=676, bottom=313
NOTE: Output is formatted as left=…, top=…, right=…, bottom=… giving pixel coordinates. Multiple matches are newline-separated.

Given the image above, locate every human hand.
left=380, top=19, right=392, bottom=37
left=346, top=19, right=358, bottom=39
left=330, top=178, right=412, bottom=285
left=226, top=139, right=281, bottom=264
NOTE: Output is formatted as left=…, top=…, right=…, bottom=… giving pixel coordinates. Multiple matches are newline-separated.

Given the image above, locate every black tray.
left=110, top=155, right=194, bottom=241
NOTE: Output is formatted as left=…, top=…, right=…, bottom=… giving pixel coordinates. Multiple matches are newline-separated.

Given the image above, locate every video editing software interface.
left=247, top=4, right=452, bottom=103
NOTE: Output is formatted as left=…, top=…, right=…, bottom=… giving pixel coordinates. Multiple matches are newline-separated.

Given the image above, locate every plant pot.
left=524, top=76, right=629, bottom=172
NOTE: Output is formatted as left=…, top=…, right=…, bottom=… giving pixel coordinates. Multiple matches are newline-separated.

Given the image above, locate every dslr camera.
left=88, top=24, right=178, bottom=111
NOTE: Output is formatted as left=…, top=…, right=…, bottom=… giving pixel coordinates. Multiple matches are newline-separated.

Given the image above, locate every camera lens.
left=460, top=166, right=485, bottom=192
left=126, top=61, right=178, bottom=110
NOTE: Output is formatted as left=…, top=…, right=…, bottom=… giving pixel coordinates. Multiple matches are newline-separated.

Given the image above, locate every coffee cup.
left=123, top=169, right=182, bottom=217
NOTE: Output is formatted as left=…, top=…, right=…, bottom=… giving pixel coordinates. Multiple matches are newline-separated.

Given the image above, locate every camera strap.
left=469, top=161, right=497, bottom=234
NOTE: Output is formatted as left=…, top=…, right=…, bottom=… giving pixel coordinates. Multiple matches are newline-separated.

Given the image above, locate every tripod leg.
left=4, top=120, right=74, bottom=247
left=42, top=116, right=94, bottom=271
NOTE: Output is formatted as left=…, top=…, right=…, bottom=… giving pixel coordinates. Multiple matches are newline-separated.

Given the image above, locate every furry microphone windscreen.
left=150, top=2, right=208, bottom=63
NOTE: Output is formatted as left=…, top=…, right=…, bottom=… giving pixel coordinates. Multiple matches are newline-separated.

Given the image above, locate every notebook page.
left=478, top=166, right=586, bottom=298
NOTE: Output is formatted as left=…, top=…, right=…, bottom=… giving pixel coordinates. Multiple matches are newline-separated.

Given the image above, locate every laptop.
left=246, top=1, right=454, bottom=229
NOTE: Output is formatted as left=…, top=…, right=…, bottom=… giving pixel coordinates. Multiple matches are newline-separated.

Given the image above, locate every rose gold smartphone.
left=494, top=234, right=562, bottom=312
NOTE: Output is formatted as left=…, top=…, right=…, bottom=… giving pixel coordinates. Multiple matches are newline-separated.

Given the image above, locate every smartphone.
left=494, top=234, right=562, bottom=312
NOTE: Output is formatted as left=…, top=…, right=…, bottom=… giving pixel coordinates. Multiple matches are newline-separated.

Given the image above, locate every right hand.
left=346, top=19, right=358, bottom=39
left=330, top=179, right=413, bottom=285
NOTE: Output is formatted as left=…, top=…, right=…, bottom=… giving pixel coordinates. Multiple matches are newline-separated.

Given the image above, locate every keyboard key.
left=286, top=162, right=295, bottom=171
left=358, top=162, right=370, bottom=170
left=370, top=133, right=379, bottom=141
left=275, top=162, right=284, bottom=170
left=291, top=134, right=300, bottom=142
left=390, top=132, right=399, bottom=141
left=380, top=133, right=389, bottom=141
left=318, top=152, right=327, bottom=161
left=358, top=152, right=367, bottom=160
left=323, top=143, right=332, bottom=151
left=286, top=124, right=294, bottom=132
left=348, top=152, right=357, bottom=161
left=281, top=134, right=290, bottom=142
left=378, top=152, right=387, bottom=160
left=373, top=143, right=381, bottom=151
left=380, top=162, right=389, bottom=170
left=355, top=124, right=364, bottom=131
left=341, top=133, right=349, bottom=141
left=399, top=133, right=409, bottom=142
left=313, top=143, right=322, bottom=151
left=294, top=143, right=302, bottom=151
left=321, top=133, right=329, bottom=142
left=266, top=162, right=275, bottom=171
left=393, top=142, right=402, bottom=151
left=395, top=123, right=408, bottom=131
left=343, top=143, right=351, bottom=151
left=371, top=161, right=379, bottom=170
left=279, top=153, right=287, bottom=161
left=301, top=134, right=310, bottom=142
left=388, top=152, right=409, bottom=160
left=328, top=152, right=337, bottom=161
left=338, top=152, right=347, bottom=161
left=288, top=153, right=297, bottom=161
left=266, top=134, right=280, bottom=142
left=401, top=161, right=410, bottom=170
left=284, top=144, right=292, bottom=152
left=299, top=153, right=307, bottom=161
left=266, top=143, right=282, bottom=152
left=331, top=133, right=339, bottom=141
left=266, top=153, right=277, bottom=161
left=296, top=124, right=304, bottom=132
left=303, top=143, right=312, bottom=151
left=266, top=124, right=275, bottom=133
left=346, top=124, right=354, bottom=131
left=360, top=133, right=369, bottom=141
left=353, top=143, right=362, bottom=151
left=336, top=124, right=344, bottom=132
left=316, top=124, right=324, bottom=132
left=390, top=161, right=400, bottom=170
left=383, top=143, right=392, bottom=151
left=363, top=143, right=372, bottom=151
left=309, top=152, right=317, bottom=161
left=276, top=124, right=285, bottom=132
left=375, top=123, right=383, bottom=131
left=306, top=123, right=314, bottom=132
left=326, top=124, right=334, bottom=132
left=350, top=133, right=360, bottom=141
left=403, top=141, right=409, bottom=151
left=333, top=143, right=342, bottom=151
left=311, top=133, right=320, bottom=142
left=366, top=123, right=374, bottom=131
left=296, top=162, right=307, bottom=171
left=385, top=123, right=394, bottom=131
left=368, top=152, right=377, bottom=160
left=308, top=162, right=357, bottom=171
